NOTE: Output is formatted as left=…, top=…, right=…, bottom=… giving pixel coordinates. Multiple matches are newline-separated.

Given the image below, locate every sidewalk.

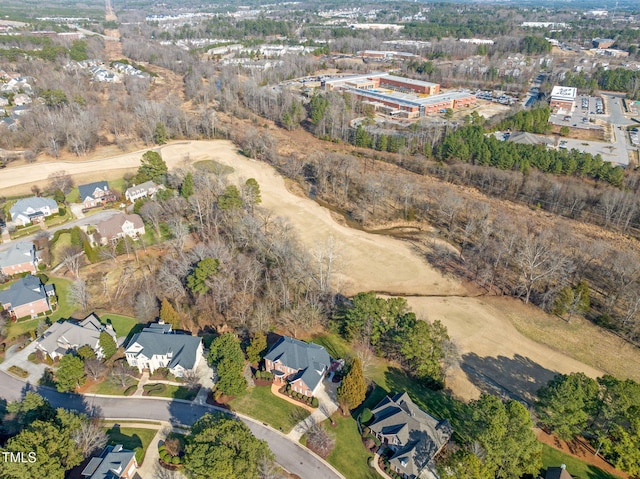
left=286, top=380, right=339, bottom=441
left=132, top=371, right=149, bottom=396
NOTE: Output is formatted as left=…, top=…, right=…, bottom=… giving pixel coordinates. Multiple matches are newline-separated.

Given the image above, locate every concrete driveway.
left=0, top=340, right=47, bottom=384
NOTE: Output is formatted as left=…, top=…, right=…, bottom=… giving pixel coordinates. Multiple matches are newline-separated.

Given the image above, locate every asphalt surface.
left=0, top=209, right=121, bottom=254
left=0, top=371, right=343, bottom=479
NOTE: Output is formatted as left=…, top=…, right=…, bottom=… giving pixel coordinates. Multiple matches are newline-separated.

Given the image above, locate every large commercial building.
left=321, top=73, right=474, bottom=118
left=549, top=86, right=577, bottom=113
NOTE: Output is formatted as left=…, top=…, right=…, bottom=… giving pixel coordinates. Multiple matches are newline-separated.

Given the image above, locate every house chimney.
left=561, top=464, right=566, bottom=470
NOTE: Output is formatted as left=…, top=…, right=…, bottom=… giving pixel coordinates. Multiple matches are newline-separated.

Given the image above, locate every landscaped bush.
left=311, top=397, right=319, bottom=408
left=360, top=408, right=373, bottom=425
left=171, top=456, right=181, bottom=465
left=124, top=385, right=137, bottom=396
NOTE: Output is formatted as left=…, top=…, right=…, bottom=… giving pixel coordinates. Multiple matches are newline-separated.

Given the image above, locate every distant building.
left=10, top=196, right=59, bottom=226
left=550, top=86, right=577, bottom=113
left=593, top=38, right=615, bottom=49
left=81, top=444, right=137, bottom=479
left=459, top=38, right=495, bottom=45
left=521, top=22, right=567, bottom=28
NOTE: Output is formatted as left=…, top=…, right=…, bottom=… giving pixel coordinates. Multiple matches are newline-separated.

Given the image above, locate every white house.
left=10, top=196, right=59, bottom=226
left=94, top=213, right=145, bottom=245
left=125, top=322, right=203, bottom=377
left=124, top=181, right=165, bottom=202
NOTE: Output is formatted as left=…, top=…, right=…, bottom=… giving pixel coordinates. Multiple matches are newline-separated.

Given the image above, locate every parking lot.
left=549, top=95, right=603, bottom=129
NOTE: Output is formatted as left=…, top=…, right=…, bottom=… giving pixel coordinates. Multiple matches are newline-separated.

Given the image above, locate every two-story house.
left=369, top=393, right=452, bottom=479
left=94, top=213, right=145, bottom=245
left=81, top=445, right=138, bottom=479
left=124, top=181, right=165, bottom=202
left=0, top=241, right=37, bottom=276
left=125, top=322, right=203, bottom=377
left=36, top=313, right=117, bottom=360
left=10, top=196, right=59, bottom=226
left=0, top=274, right=55, bottom=319
left=78, top=181, right=116, bottom=210
left=264, top=336, right=331, bottom=397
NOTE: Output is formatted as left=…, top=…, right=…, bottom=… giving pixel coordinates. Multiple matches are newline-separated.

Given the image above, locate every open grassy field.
left=541, top=444, right=624, bottom=479
left=104, top=426, right=157, bottom=464
left=230, top=385, right=309, bottom=433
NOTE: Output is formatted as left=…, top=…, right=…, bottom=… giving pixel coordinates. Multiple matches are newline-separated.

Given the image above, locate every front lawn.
left=85, top=377, right=138, bottom=396
left=143, top=383, right=198, bottom=401
left=104, top=425, right=157, bottom=464
left=541, top=444, right=624, bottom=479
left=230, top=385, right=309, bottom=433
left=98, top=313, right=139, bottom=337
left=325, top=414, right=380, bottom=479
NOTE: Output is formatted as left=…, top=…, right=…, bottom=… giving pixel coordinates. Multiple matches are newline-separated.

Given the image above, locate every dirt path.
left=0, top=140, right=628, bottom=401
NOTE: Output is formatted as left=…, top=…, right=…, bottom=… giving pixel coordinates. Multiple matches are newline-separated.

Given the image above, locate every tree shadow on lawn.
left=105, top=424, right=143, bottom=452
left=460, top=352, right=557, bottom=405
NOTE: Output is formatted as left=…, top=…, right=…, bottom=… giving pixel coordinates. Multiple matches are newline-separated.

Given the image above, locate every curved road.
left=0, top=371, right=343, bottom=479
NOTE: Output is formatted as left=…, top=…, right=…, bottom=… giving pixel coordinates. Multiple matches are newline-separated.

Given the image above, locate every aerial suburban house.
left=81, top=444, right=138, bottom=479
left=94, top=213, right=145, bottom=245
left=0, top=274, right=54, bottom=319
left=0, top=241, right=37, bottom=276
left=36, top=313, right=117, bottom=360
left=369, top=392, right=452, bottom=479
left=264, top=336, right=331, bottom=397
left=125, top=322, right=203, bottom=377
left=10, top=196, right=59, bottom=226
left=78, top=181, right=116, bottom=210
left=124, top=180, right=165, bottom=202
left=546, top=465, right=573, bottom=479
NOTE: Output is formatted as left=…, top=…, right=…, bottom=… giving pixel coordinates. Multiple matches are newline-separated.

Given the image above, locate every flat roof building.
left=550, top=86, right=577, bottom=113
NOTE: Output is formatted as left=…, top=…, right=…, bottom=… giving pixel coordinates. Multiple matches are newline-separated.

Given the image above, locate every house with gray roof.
left=10, top=196, right=59, bottom=226
left=369, top=393, right=452, bottom=479
left=78, top=181, right=116, bottom=210
left=94, top=213, right=145, bottom=245
left=36, top=313, right=116, bottom=360
left=81, top=444, right=138, bottom=479
left=0, top=241, right=37, bottom=276
left=0, top=274, right=54, bottom=319
left=124, top=180, right=165, bottom=202
left=546, top=466, right=573, bottom=479
left=125, top=322, right=203, bottom=377
left=264, top=336, right=331, bottom=397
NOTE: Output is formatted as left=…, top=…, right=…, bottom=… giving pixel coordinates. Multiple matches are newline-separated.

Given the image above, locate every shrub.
left=158, top=445, right=166, bottom=453
left=360, top=408, right=373, bottom=425
left=124, top=385, right=137, bottom=396
left=171, top=456, right=181, bottom=465
left=311, top=397, right=319, bottom=408
left=58, top=207, right=66, bottom=216
left=38, top=263, right=47, bottom=271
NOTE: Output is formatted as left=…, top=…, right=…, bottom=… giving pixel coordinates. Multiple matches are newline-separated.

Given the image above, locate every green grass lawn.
left=143, top=383, right=198, bottom=401
left=325, top=414, right=381, bottom=479
left=65, top=188, right=80, bottom=204
left=108, top=178, right=128, bottom=195
left=230, top=385, right=309, bottom=433
left=85, top=377, right=138, bottom=396
left=98, top=313, right=139, bottom=337
left=541, top=444, right=624, bottom=479
left=104, top=426, right=157, bottom=464
left=51, top=233, right=72, bottom=266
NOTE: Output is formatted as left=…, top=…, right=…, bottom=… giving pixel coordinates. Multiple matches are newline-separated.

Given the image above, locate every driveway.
left=0, top=340, right=46, bottom=384
left=0, top=370, right=344, bottom=479
left=288, top=378, right=340, bottom=441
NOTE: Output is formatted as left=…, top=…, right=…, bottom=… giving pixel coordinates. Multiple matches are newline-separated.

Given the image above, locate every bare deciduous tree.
left=84, top=358, right=106, bottom=380
left=47, top=170, right=74, bottom=194
left=72, top=419, right=108, bottom=456
left=70, top=278, right=89, bottom=311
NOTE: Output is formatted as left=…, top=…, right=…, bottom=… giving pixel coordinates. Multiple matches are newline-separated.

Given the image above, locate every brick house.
left=0, top=274, right=54, bottom=319
left=264, top=336, right=331, bottom=397
left=0, top=241, right=37, bottom=276
left=81, top=445, right=138, bottom=479
left=78, top=181, right=116, bottom=209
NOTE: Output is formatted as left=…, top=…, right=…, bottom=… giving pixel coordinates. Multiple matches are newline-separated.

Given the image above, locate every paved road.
left=0, top=209, right=120, bottom=253
left=604, top=93, right=636, bottom=127
left=0, top=371, right=343, bottom=479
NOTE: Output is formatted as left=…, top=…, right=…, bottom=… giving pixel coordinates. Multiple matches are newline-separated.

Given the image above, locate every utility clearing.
left=3, top=140, right=638, bottom=401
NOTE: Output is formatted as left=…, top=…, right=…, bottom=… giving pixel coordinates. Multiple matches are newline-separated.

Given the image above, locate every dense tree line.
left=437, top=125, right=624, bottom=186
left=536, top=373, right=640, bottom=476
left=496, top=106, right=551, bottom=134
left=334, top=293, right=455, bottom=388
left=562, top=68, right=640, bottom=99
